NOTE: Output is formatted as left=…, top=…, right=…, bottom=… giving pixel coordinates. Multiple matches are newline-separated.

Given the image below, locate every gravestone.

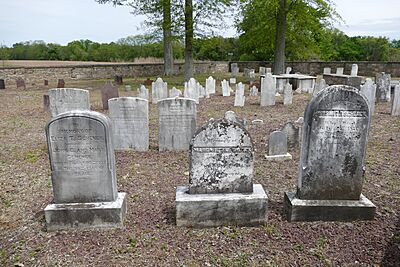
left=283, top=83, right=293, bottom=106
left=198, top=83, right=206, bottom=99
left=124, top=85, right=131, bottom=91
left=137, top=85, right=149, bottom=100
left=259, top=67, right=266, bottom=75
left=250, top=85, right=258, bottom=96
left=314, top=79, right=327, bottom=95
left=347, top=76, right=362, bottom=89
left=44, top=80, right=49, bottom=86
left=221, top=79, right=230, bottom=96
left=176, top=112, right=268, bottom=227
left=43, top=94, right=50, bottom=111
left=392, top=85, right=400, bottom=116
left=281, top=122, right=299, bottom=148
left=266, top=68, right=272, bottom=74
left=249, top=69, right=256, bottom=81
left=0, top=79, right=5, bottom=89
left=234, top=82, right=245, bottom=107
left=206, top=76, right=216, bottom=95
left=224, top=110, right=248, bottom=129
left=284, top=85, right=375, bottom=222
left=375, top=72, right=391, bottom=102
left=158, top=98, right=197, bottom=151
left=184, top=78, right=200, bottom=103
left=323, top=67, right=331, bottom=74
left=229, top=77, right=237, bottom=85
left=151, top=77, right=168, bottom=104
left=108, top=97, right=149, bottom=151
left=231, top=63, right=239, bottom=77
left=16, top=77, right=26, bottom=89
left=286, top=67, right=292, bottom=74
left=350, top=64, right=358, bottom=76
left=114, top=75, right=123, bottom=85
left=265, top=130, right=292, bottom=161
left=169, top=87, right=182, bottom=98
left=57, top=79, right=65, bottom=88
left=260, top=73, right=276, bottom=106
left=44, top=110, right=127, bottom=230
left=49, top=88, right=90, bottom=117
left=101, top=81, right=119, bottom=110
left=360, top=78, right=376, bottom=115
left=336, top=67, right=344, bottom=75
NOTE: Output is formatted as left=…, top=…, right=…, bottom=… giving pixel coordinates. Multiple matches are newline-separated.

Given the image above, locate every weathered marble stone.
left=249, top=85, right=258, bottom=96
left=259, top=67, right=266, bottom=75
left=49, top=88, right=90, bottom=117
left=284, top=85, right=375, bottom=222
left=229, top=77, right=237, bottom=84
left=16, top=77, right=26, bottom=89
left=313, top=79, right=327, bottom=95
left=158, top=98, right=197, bottom=151
left=137, top=85, right=149, bottom=100
left=323, top=67, right=331, bottom=74
left=206, top=76, right=216, bottom=95
left=286, top=67, right=292, bottom=74
left=231, top=63, right=239, bottom=77
left=350, top=64, right=358, bottom=76
left=283, top=83, right=293, bottom=105
left=101, top=81, right=119, bottom=110
left=221, top=79, right=230, bottom=96
left=184, top=78, right=200, bottom=103
left=391, top=85, right=400, bottom=116
left=198, top=84, right=206, bottom=98
left=169, top=87, right=182, bottom=98
left=57, top=79, right=65, bottom=88
left=0, top=79, right=5, bottom=89
left=44, top=110, right=127, bottom=230
left=266, top=68, right=272, bottom=74
left=108, top=97, right=149, bottom=151
left=151, top=77, right=168, bottom=104
left=336, top=67, right=344, bottom=75
left=375, top=72, right=391, bottom=102
left=234, top=82, right=245, bottom=107
left=265, top=130, right=292, bottom=161
left=249, top=69, right=256, bottom=80
left=260, top=73, right=276, bottom=106
left=281, top=122, right=299, bottom=148
left=224, top=111, right=248, bottom=129
left=360, top=78, right=376, bottom=115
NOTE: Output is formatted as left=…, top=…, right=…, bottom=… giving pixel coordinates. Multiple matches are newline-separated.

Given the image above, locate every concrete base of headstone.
left=284, top=192, right=375, bottom=222
left=265, top=153, right=292, bottom=161
left=176, top=184, right=268, bottom=228
left=44, top=192, right=127, bottom=231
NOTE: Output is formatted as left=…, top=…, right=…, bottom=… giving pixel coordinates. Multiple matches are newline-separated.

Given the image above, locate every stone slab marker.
left=260, top=73, right=276, bottom=106
left=284, top=85, right=375, bottom=222
left=231, top=63, right=239, bottom=77
left=265, top=130, right=292, bottom=161
left=158, top=98, right=197, bottom=151
left=281, top=122, right=299, bottom=148
left=101, top=81, right=119, bottom=110
left=184, top=78, right=200, bottom=103
left=360, top=78, right=376, bottom=115
left=176, top=112, right=268, bottom=227
left=206, top=76, right=216, bottom=95
left=392, top=85, right=400, bottom=116
left=221, top=79, right=230, bottom=96
left=336, top=68, right=344, bottom=75
left=234, top=82, right=245, bottom=107
left=375, top=72, right=391, bottom=102
left=152, top=77, right=168, bottom=104
left=108, top=97, right=149, bottom=151
left=44, top=110, right=127, bottom=230
left=49, top=88, right=90, bottom=117
left=169, top=87, right=182, bottom=98
left=350, top=64, right=358, bottom=76
left=283, top=83, right=293, bottom=105
left=259, top=67, right=266, bottom=75
left=137, top=85, right=149, bottom=100
left=323, top=67, right=331, bottom=74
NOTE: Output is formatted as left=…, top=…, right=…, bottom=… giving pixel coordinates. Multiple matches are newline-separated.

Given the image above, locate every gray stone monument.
left=137, top=85, right=149, bottom=100
left=176, top=112, right=268, bottom=227
left=391, top=85, right=400, bottom=116
left=260, top=73, right=276, bottom=106
left=265, top=130, right=292, bottom=161
left=360, top=78, right=376, bottom=115
left=281, top=122, right=300, bottom=148
left=206, top=76, right=216, bottom=95
left=49, top=88, right=90, bottom=117
left=375, top=72, right=391, bottom=102
left=283, top=83, right=293, bottom=106
left=266, top=68, right=272, bottom=74
left=151, top=77, right=168, bottom=104
left=44, top=110, right=127, bottom=230
left=184, top=78, right=200, bottom=103
left=259, top=67, right=266, bottom=75
left=101, top=81, right=119, bottom=110
left=158, top=97, right=197, bottom=151
left=231, top=63, right=239, bottom=77
left=286, top=67, right=292, bottom=74
left=221, top=79, right=230, bottom=96
left=336, top=67, right=344, bottom=75
left=313, top=79, right=327, bottom=96
left=169, top=87, right=182, bottom=98
left=350, top=64, right=358, bottom=76
left=108, top=97, right=149, bottom=151
left=284, top=85, right=375, bottom=222
left=323, top=67, right=331, bottom=74
left=234, top=82, right=245, bottom=107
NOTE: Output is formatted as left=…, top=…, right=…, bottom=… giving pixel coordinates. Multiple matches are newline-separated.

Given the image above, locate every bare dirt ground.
left=0, top=74, right=399, bottom=266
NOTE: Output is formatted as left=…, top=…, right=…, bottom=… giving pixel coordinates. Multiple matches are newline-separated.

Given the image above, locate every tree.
left=184, top=0, right=194, bottom=80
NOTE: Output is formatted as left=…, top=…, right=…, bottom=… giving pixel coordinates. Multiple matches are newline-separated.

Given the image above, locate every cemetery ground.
left=0, top=74, right=399, bottom=266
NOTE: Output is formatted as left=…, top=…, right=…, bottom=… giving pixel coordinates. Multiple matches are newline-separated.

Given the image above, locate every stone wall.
left=0, top=61, right=228, bottom=88
left=230, top=61, right=400, bottom=77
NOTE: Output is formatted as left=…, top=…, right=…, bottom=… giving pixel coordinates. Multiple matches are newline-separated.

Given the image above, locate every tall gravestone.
left=284, top=85, right=375, bottom=222
left=108, top=97, right=149, bottom=151
left=158, top=98, right=197, bottom=151
left=265, top=130, right=292, bottom=161
left=176, top=112, right=268, bottom=227
left=283, top=83, right=293, bottom=105
left=260, top=73, right=276, bottom=106
left=234, top=82, right=245, bottom=107
left=184, top=78, right=200, bottom=103
left=44, top=110, right=127, bottom=230
left=137, top=85, right=149, bottom=100
left=49, top=88, right=90, bottom=117
left=281, top=122, right=300, bottom=148
left=350, top=64, right=358, bottom=76
left=314, top=79, right=327, bottom=96
left=392, top=85, right=400, bottom=116
left=152, top=77, right=168, bottom=104
left=101, top=81, right=119, bottom=110
left=206, top=76, right=216, bottom=95
left=360, top=78, right=376, bottom=115
left=375, top=72, right=391, bottom=102
left=221, top=79, right=230, bottom=96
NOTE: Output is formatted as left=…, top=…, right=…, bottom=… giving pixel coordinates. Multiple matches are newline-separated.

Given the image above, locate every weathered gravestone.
left=49, top=88, right=90, bottom=117
left=57, top=79, right=65, bottom=88
left=184, top=78, right=199, bottom=103
left=323, top=67, right=331, bottom=75
left=158, top=98, right=197, bottom=151
left=249, top=85, right=258, bottom=96
left=336, top=67, right=344, bottom=75
left=259, top=67, right=266, bottom=75
left=284, top=85, right=376, bottom=222
left=266, top=68, right=272, bottom=74
left=44, top=110, right=127, bottom=230
left=286, top=67, right=292, bottom=74
left=375, top=72, right=391, bottom=102
left=43, top=94, right=50, bottom=111
left=101, top=81, right=119, bottom=110
left=392, top=85, right=400, bottom=116
left=234, top=82, right=245, bottom=107
left=260, top=73, right=276, bottom=106
left=221, top=79, right=230, bottom=96
left=206, top=76, right=216, bottom=95
left=152, top=77, right=168, bottom=104
left=350, top=64, right=358, bottom=76
left=0, top=79, right=5, bottom=89
left=313, top=79, right=327, bottom=96
left=231, top=63, right=239, bottom=77
left=137, top=85, right=149, bottom=100
left=360, top=78, right=376, bottom=115
left=169, top=87, right=182, bottom=98
left=265, top=130, right=292, bottom=161
left=281, top=122, right=300, bottom=148
left=108, top=97, right=149, bottom=151
left=229, top=77, right=237, bottom=85
left=176, top=112, right=268, bottom=227
left=16, top=77, right=26, bottom=90
left=283, top=83, right=293, bottom=105
left=114, top=75, right=123, bottom=85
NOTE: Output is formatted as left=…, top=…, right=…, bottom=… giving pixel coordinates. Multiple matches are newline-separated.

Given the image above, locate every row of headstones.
left=0, top=78, right=66, bottom=90
left=44, top=84, right=376, bottom=230
left=231, top=64, right=295, bottom=77
left=323, top=64, right=359, bottom=76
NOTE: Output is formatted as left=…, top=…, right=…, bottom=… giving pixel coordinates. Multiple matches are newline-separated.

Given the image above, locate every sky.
left=1, top=0, right=400, bottom=47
